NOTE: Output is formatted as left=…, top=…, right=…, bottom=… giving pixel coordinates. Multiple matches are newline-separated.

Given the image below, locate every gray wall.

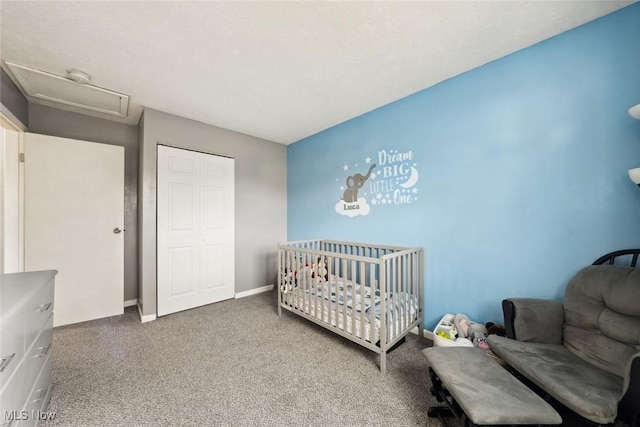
left=1, top=69, right=28, bottom=126
left=28, top=104, right=139, bottom=302
left=139, top=108, right=287, bottom=317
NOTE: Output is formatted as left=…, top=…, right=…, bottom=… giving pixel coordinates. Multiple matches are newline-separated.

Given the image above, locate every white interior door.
left=24, top=133, right=124, bottom=327
left=157, top=145, right=234, bottom=317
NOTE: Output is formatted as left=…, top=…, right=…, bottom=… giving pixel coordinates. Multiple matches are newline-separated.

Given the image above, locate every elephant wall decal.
left=342, top=164, right=376, bottom=203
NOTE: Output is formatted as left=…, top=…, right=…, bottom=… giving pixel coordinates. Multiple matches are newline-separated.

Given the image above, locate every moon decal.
left=399, top=167, right=419, bottom=188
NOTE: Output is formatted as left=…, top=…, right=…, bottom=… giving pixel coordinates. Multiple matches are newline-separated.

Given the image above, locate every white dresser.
left=0, top=270, right=57, bottom=427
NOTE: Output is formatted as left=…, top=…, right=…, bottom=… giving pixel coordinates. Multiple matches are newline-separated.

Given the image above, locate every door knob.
left=113, top=228, right=124, bottom=234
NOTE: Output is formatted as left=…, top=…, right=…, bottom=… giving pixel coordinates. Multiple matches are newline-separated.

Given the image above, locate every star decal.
left=365, top=156, right=372, bottom=164
left=343, top=164, right=349, bottom=171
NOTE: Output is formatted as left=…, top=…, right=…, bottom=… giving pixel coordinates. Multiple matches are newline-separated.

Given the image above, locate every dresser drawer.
left=23, top=282, right=54, bottom=348
left=0, top=359, right=25, bottom=427
left=0, top=314, right=24, bottom=389
left=23, top=315, right=53, bottom=395
left=20, top=353, right=52, bottom=427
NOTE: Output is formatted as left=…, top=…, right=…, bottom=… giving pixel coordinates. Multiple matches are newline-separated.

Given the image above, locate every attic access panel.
left=5, top=61, right=129, bottom=118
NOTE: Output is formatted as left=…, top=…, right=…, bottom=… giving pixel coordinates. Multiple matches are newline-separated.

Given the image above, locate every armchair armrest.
left=502, top=298, right=564, bottom=344
left=618, top=352, right=640, bottom=427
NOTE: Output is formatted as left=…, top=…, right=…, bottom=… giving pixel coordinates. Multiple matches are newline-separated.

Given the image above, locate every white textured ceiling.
left=0, top=1, right=635, bottom=144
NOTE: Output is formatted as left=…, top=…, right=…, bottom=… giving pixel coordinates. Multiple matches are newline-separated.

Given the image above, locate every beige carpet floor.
left=40, top=289, right=455, bottom=427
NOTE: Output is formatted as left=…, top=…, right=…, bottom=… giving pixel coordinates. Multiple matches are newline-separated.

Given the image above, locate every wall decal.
left=335, top=149, right=419, bottom=217
left=342, top=163, right=376, bottom=202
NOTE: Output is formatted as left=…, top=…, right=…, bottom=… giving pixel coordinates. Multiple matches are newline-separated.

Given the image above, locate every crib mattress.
left=282, top=277, right=417, bottom=343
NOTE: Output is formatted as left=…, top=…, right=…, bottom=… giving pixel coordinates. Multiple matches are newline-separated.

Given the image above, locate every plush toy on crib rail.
left=280, top=269, right=295, bottom=294
left=314, top=258, right=328, bottom=282
left=280, top=257, right=328, bottom=294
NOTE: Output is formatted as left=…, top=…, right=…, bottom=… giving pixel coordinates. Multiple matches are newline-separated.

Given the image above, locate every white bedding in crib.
left=281, top=277, right=418, bottom=343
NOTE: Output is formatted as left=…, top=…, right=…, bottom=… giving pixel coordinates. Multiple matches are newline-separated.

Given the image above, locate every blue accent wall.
left=287, top=4, right=640, bottom=329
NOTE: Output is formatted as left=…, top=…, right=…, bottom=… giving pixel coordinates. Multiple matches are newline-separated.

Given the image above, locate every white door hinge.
left=19, top=153, right=25, bottom=162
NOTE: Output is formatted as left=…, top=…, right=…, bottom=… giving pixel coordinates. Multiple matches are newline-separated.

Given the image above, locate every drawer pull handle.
left=35, top=302, right=53, bottom=312
left=0, top=353, right=16, bottom=373
left=32, top=387, right=48, bottom=403
left=33, top=344, right=51, bottom=358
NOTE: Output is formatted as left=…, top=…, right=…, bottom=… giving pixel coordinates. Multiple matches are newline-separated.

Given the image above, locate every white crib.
left=278, top=239, right=424, bottom=373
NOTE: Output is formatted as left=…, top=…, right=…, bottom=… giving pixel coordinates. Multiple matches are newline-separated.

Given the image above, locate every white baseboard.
left=137, top=302, right=156, bottom=323
left=411, top=326, right=434, bottom=341
left=124, top=299, right=137, bottom=308
left=235, top=284, right=274, bottom=299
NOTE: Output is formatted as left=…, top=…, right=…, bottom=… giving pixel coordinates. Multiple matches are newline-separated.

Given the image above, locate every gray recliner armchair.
left=488, top=257, right=640, bottom=426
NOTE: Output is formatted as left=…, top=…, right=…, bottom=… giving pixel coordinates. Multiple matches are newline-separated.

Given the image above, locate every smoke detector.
left=66, top=69, right=91, bottom=84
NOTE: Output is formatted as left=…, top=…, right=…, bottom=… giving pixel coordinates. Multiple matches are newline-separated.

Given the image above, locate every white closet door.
left=24, top=133, right=124, bottom=326
left=157, top=145, right=234, bottom=316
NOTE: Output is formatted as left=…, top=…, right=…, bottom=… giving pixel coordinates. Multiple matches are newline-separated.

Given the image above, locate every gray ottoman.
left=423, top=347, right=562, bottom=426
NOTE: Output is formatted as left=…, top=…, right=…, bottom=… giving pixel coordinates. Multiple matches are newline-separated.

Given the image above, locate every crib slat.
left=398, top=254, right=403, bottom=334
left=302, top=251, right=307, bottom=311
left=299, top=251, right=304, bottom=312
left=412, top=253, right=417, bottom=325
left=403, top=253, right=408, bottom=331
left=335, top=255, right=341, bottom=327
left=294, top=250, right=299, bottom=308
left=351, top=260, right=357, bottom=338
left=396, top=255, right=401, bottom=335
left=393, top=256, right=398, bottom=341
left=342, top=257, right=348, bottom=333
left=285, top=250, right=291, bottom=306
left=400, top=255, right=404, bottom=334
left=401, top=255, right=406, bottom=332
left=387, top=256, right=392, bottom=341
left=415, top=252, right=419, bottom=325
left=313, top=256, right=319, bottom=321
left=411, top=252, right=415, bottom=316
left=408, top=253, right=413, bottom=328
left=379, top=258, right=387, bottom=357
left=292, top=251, right=303, bottom=310
left=316, top=256, right=331, bottom=324
left=370, top=263, right=376, bottom=343
left=296, top=251, right=301, bottom=311
left=277, top=249, right=282, bottom=316
left=400, top=254, right=405, bottom=332
left=416, top=251, right=420, bottom=327
left=320, top=254, right=325, bottom=320
left=332, top=256, right=338, bottom=328
left=360, top=261, right=366, bottom=342
left=304, top=251, right=309, bottom=315
left=398, top=254, right=402, bottom=333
